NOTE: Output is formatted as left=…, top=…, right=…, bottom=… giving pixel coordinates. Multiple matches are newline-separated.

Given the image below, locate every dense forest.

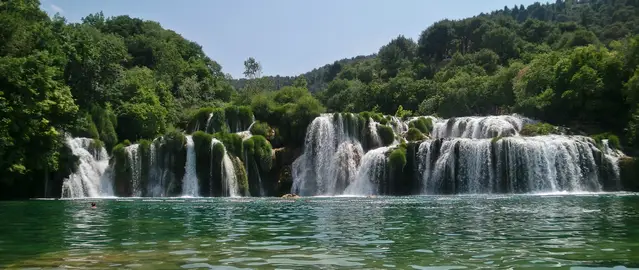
left=3, top=0, right=639, bottom=198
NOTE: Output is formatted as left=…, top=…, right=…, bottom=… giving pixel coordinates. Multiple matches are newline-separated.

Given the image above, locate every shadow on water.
left=1, top=194, right=639, bottom=269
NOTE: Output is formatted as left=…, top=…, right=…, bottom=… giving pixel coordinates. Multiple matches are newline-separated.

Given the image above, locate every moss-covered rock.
left=408, top=117, right=433, bottom=134
left=619, top=157, right=639, bottom=191
left=249, top=121, right=271, bottom=138
left=112, top=143, right=132, bottom=196
left=137, top=139, right=152, bottom=196
left=591, top=132, right=621, bottom=150
left=225, top=105, right=253, bottom=132
left=162, top=131, right=187, bottom=196
left=210, top=141, right=226, bottom=196
left=192, top=131, right=213, bottom=195
left=232, top=155, right=249, bottom=196
left=187, top=107, right=227, bottom=133
left=405, top=128, right=426, bottom=141
left=243, top=135, right=273, bottom=196
left=520, top=122, right=557, bottom=136
left=377, top=124, right=395, bottom=146
left=389, top=146, right=407, bottom=171
left=213, top=132, right=243, bottom=158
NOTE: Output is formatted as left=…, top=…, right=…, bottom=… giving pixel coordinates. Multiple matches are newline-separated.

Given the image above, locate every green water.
left=2, top=194, right=639, bottom=269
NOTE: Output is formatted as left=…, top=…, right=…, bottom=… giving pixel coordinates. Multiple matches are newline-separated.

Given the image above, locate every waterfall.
left=292, top=113, right=626, bottom=196
left=124, top=144, right=142, bottom=196
left=292, top=114, right=366, bottom=196
left=390, top=116, right=409, bottom=135
left=344, top=146, right=390, bottom=195
left=182, top=135, right=199, bottom=197
left=222, top=153, right=239, bottom=197
left=211, top=138, right=239, bottom=197
left=204, top=113, right=213, bottom=133
left=416, top=136, right=618, bottom=194
left=368, top=120, right=382, bottom=148
left=61, top=137, right=113, bottom=198
left=432, top=114, right=533, bottom=139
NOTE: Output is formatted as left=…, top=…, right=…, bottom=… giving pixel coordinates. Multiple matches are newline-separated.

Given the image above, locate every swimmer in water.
left=91, top=202, right=96, bottom=208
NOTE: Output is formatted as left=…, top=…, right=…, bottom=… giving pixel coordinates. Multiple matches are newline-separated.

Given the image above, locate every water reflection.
left=1, top=194, right=639, bottom=269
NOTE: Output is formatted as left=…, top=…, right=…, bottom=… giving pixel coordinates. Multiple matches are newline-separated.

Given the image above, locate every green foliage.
left=231, top=155, right=249, bottom=196
left=377, top=125, right=395, bottom=146
left=213, top=132, right=243, bottom=158
left=520, top=123, right=557, bottom=136
left=405, top=128, right=426, bottom=141
left=592, top=133, right=621, bottom=150
left=243, top=135, right=273, bottom=171
left=72, top=112, right=100, bottom=139
left=394, top=105, right=413, bottom=119
left=250, top=86, right=325, bottom=147
left=389, top=146, right=407, bottom=172
left=408, top=117, right=433, bottom=134
left=249, top=121, right=271, bottom=138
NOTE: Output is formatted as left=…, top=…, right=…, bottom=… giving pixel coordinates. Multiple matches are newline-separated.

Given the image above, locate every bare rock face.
left=281, top=193, right=300, bottom=198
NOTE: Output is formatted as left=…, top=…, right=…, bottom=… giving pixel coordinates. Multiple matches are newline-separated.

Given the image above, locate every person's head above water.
left=91, top=202, right=96, bottom=207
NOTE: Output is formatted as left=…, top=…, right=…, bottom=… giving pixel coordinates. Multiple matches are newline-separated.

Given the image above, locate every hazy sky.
left=40, top=0, right=542, bottom=78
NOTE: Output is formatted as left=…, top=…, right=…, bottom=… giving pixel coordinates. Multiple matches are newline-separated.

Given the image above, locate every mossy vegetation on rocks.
left=520, top=123, right=558, bottom=136
left=408, top=117, right=433, bottom=134
left=405, top=128, right=426, bottom=141
left=377, top=125, right=395, bottom=146
left=591, top=132, right=621, bottom=150
left=619, top=157, right=639, bottom=191
left=213, top=132, right=243, bottom=158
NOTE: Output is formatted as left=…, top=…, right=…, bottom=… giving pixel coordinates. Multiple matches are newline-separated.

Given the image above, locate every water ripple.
left=1, top=195, right=639, bottom=269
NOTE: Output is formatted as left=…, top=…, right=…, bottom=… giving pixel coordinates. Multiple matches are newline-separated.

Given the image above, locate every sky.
left=40, top=0, right=543, bottom=78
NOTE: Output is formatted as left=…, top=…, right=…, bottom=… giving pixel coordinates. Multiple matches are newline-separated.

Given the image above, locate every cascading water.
left=344, top=146, right=390, bottom=195
left=292, top=114, right=366, bottom=196
left=204, top=113, right=213, bottom=133
left=432, top=114, right=534, bottom=139
left=182, top=135, right=199, bottom=197
left=211, top=138, right=239, bottom=197
left=292, top=113, right=627, bottom=196
left=124, top=144, right=142, bottom=197
left=222, top=152, right=240, bottom=197
left=61, top=137, right=113, bottom=198
left=417, top=136, right=614, bottom=194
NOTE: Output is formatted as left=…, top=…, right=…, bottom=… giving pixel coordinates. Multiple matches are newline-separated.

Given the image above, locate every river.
left=1, top=194, right=639, bottom=269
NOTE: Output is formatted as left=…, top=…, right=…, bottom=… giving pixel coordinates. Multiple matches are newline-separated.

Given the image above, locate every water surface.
left=2, top=194, right=639, bottom=269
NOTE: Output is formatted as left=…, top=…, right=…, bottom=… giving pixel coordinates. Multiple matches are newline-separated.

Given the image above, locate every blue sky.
left=41, top=0, right=542, bottom=78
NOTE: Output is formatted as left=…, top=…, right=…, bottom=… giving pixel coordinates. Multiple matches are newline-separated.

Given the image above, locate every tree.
left=243, top=57, right=261, bottom=79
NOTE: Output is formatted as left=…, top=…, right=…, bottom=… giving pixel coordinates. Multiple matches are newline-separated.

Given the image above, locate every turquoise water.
left=1, top=194, right=639, bottom=269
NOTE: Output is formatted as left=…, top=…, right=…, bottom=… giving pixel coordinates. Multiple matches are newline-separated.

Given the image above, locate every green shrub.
left=213, top=132, right=243, bottom=158
left=72, top=112, right=100, bottom=139
left=389, top=146, right=407, bottom=172
left=592, top=132, right=622, bottom=150
left=192, top=131, right=214, bottom=195
left=377, top=125, right=395, bottom=146
left=520, top=123, right=557, bottom=136
left=405, top=128, right=426, bottom=141
left=249, top=121, right=270, bottom=138
left=408, top=117, right=433, bottom=134
left=243, top=135, right=273, bottom=171
left=91, top=105, right=118, bottom=152
left=491, top=136, right=504, bottom=143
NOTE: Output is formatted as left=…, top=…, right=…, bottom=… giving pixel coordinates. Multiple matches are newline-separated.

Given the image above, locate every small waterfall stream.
left=182, top=135, right=199, bottom=197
